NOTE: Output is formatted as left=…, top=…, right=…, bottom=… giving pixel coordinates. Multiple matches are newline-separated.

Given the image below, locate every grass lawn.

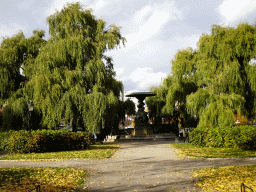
left=0, top=167, right=88, bottom=191
left=0, top=144, right=120, bottom=160
left=0, top=144, right=120, bottom=191
left=193, top=165, right=256, bottom=192
left=171, top=143, right=256, bottom=191
left=171, top=143, right=256, bottom=158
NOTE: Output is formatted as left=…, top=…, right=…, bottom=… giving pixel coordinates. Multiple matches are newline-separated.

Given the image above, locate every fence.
left=28, top=184, right=40, bottom=192
left=241, top=183, right=254, bottom=192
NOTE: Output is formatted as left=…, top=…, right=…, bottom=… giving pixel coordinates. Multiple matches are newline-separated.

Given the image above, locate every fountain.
left=125, top=92, right=156, bottom=136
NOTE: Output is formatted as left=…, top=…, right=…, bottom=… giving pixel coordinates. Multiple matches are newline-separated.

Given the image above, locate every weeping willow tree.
left=162, top=48, right=198, bottom=127
left=173, top=23, right=256, bottom=127
left=2, top=2, right=126, bottom=133
left=149, top=22, right=256, bottom=128
left=146, top=78, right=169, bottom=126
left=0, top=30, right=46, bottom=106
left=123, top=98, right=136, bottom=116
left=186, top=23, right=256, bottom=127
left=147, top=48, right=198, bottom=128
left=0, top=30, right=46, bottom=130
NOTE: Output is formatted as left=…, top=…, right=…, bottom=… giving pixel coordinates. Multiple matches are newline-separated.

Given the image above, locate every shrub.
left=0, top=130, right=15, bottom=151
left=6, top=129, right=94, bottom=154
left=189, top=125, right=256, bottom=150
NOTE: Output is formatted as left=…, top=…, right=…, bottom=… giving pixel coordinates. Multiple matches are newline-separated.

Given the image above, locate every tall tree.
left=150, top=22, right=256, bottom=128
left=0, top=30, right=46, bottom=106
left=163, top=48, right=198, bottom=127
left=187, top=23, right=256, bottom=127
left=146, top=83, right=168, bottom=126
left=124, top=98, right=136, bottom=116
left=3, top=2, right=126, bottom=133
left=147, top=48, right=198, bottom=128
left=0, top=30, right=46, bottom=131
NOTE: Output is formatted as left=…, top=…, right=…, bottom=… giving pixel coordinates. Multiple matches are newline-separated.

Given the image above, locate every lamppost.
left=28, top=101, right=34, bottom=130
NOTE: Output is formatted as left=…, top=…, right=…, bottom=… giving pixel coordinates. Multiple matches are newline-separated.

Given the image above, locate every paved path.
left=0, top=140, right=256, bottom=192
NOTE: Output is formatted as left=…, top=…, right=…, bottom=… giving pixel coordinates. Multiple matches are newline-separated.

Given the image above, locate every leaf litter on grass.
left=0, top=167, right=88, bottom=192
left=193, top=165, right=256, bottom=191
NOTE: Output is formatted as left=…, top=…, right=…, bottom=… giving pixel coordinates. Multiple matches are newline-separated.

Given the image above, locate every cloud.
left=115, top=67, right=124, bottom=76
left=133, top=5, right=152, bottom=24
left=217, top=0, right=256, bottom=25
left=172, top=33, right=202, bottom=50
left=125, top=1, right=182, bottom=49
left=108, top=33, right=201, bottom=71
left=106, top=1, right=184, bottom=67
left=93, top=0, right=108, bottom=13
left=0, top=22, right=30, bottom=39
left=44, top=0, right=113, bottom=18
left=129, top=67, right=167, bottom=90
left=121, top=39, right=162, bottom=60
left=44, top=0, right=79, bottom=16
left=18, top=0, right=35, bottom=10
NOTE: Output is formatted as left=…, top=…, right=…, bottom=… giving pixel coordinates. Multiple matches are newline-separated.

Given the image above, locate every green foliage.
left=146, top=84, right=168, bottom=126
left=0, top=130, right=15, bottom=151
left=0, top=2, right=126, bottom=133
left=147, top=48, right=198, bottom=128
left=165, top=48, right=198, bottom=126
left=190, top=23, right=256, bottom=125
left=24, top=2, right=125, bottom=131
left=187, top=89, right=245, bottom=127
left=150, top=22, right=256, bottom=128
left=0, top=30, right=46, bottom=106
left=6, top=129, right=94, bottom=154
left=1, top=104, right=29, bottom=132
left=190, top=125, right=256, bottom=150
left=123, top=98, right=136, bottom=115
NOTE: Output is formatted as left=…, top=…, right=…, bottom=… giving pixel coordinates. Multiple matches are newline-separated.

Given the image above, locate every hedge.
left=1, top=129, right=94, bottom=154
left=189, top=125, right=256, bottom=150
left=0, top=130, right=15, bottom=151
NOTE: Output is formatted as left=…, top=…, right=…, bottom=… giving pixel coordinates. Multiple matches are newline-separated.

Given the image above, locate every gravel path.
left=0, top=140, right=256, bottom=192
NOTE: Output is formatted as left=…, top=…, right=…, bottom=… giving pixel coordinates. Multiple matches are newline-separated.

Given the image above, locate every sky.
left=1, top=0, right=256, bottom=100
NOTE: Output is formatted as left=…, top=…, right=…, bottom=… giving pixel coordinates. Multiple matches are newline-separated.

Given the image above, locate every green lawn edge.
left=171, top=143, right=256, bottom=158
left=0, top=144, right=120, bottom=160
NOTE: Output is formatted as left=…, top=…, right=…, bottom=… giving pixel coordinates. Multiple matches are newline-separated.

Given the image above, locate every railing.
left=28, top=184, right=40, bottom=192
left=241, top=183, right=254, bottom=192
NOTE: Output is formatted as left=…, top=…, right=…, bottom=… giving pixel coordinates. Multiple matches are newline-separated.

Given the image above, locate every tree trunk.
left=72, top=116, right=77, bottom=132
